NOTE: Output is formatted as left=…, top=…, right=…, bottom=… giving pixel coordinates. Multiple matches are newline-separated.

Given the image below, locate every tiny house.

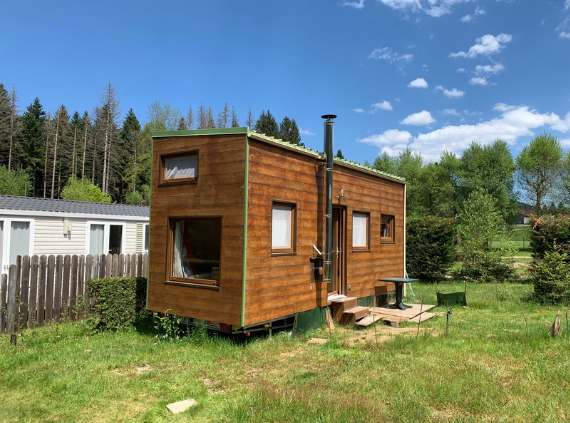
left=147, top=119, right=406, bottom=332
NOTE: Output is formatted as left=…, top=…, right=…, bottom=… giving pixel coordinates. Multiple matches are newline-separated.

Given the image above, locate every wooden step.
left=355, top=314, right=383, bottom=327
left=330, top=297, right=358, bottom=322
left=339, top=306, right=369, bottom=325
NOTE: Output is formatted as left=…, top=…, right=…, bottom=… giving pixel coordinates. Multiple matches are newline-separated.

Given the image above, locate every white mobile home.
left=0, top=195, right=149, bottom=274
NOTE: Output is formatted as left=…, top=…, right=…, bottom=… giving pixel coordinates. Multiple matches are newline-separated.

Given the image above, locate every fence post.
left=46, top=255, right=55, bottom=322
left=29, top=256, right=39, bottom=327
left=0, top=273, right=7, bottom=333
left=20, top=256, right=30, bottom=329
left=70, top=255, right=78, bottom=320
left=37, top=256, right=47, bottom=327
left=54, top=256, right=63, bottom=322
left=7, top=265, right=18, bottom=341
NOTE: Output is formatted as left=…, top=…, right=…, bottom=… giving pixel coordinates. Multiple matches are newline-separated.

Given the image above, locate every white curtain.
left=10, top=221, right=30, bottom=265
left=352, top=214, right=368, bottom=248
left=165, top=156, right=197, bottom=180
left=272, top=205, right=292, bottom=249
left=172, top=221, right=184, bottom=277
left=89, top=224, right=104, bottom=255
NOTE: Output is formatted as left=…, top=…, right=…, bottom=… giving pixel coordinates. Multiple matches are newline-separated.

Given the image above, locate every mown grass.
left=1, top=283, right=569, bottom=422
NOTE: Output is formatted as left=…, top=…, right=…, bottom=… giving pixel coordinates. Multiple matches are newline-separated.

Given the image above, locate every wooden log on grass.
left=550, top=311, right=561, bottom=337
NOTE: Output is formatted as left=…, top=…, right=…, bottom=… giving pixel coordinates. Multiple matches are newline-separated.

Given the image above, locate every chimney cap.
left=321, top=114, right=337, bottom=120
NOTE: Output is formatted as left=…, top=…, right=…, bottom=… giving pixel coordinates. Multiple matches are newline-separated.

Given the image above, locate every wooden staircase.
left=329, top=296, right=370, bottom=326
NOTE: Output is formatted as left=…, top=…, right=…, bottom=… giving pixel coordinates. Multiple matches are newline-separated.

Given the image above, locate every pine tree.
left=119, top=109, right=141, bottom=201
left=207, top=107, right=215, bottom=128
left=0, top=84, right=10, bottom=168
left=254, top=110, right=279, bottom=138
left=231, top=106, right=239, bottom=127
left=99, top=83, right=121, bottom=195
left=50, top=105, right=70, bottom=199
left=21, top=98, right=46, bottom=196
left=8, top=86, right=20, bottom=170
left=279, top=116, right=301, bottom=144
left=217, top=102, right=229, bottom=128
left=81, top=111, right=91, bottom=180
left=177, top=117, right=187, bottom=130
left=336, top=149, right=345, bottom=159
left=70, top=111, right=82, bottom=178
left=186, top=106, right=195, bottom=129
left=245, top=108, right=255, bottom=129
left=198, top=102, right=207, bottom=129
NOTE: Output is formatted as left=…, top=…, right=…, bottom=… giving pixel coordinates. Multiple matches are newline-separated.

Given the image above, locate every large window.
left=271, top=202, right=296, bottom=254
left=160, top=152, right=198, bottom=184
left=169, top=217, right=221, bottom=285
left=381, top=215, right=395, bottom=243
left=87, top=222, right=125, bottom=255
left=352, top=212, right=369, bottom=251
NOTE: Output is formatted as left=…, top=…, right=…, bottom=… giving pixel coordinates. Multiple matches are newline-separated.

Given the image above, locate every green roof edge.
left=153, top=127, right=249, bottom=137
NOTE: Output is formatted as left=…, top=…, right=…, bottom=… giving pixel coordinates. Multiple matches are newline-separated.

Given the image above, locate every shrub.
left=530, top=214, right=570, bottom=259
left=531, top=247, right=570, bottom=304
left=86, top=277, right=147, bottom=331
left=406, top=216, right=456, bottom=281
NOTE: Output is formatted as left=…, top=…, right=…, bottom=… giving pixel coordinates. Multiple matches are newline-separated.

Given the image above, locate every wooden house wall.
left=333, top=166, right=405, bottom=299
left=147, top=133, right=246, bottom=326
left=244, top=139, right=405, bottom=325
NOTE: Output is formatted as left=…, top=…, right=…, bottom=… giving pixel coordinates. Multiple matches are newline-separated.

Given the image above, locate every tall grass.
left=1, top=283, right=569, bottom=422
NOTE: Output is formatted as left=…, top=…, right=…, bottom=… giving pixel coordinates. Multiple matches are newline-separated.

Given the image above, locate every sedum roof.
left=0, top=195, right=149, bottom=218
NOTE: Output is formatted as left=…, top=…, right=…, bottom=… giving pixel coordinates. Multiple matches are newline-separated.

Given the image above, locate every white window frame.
left=85, top=221, right=127, bottom=255
left=0, top=217, right=35, bottom=274
left=352, top=212, right=369, bottom=250
left=271, top=202, right=296, bottom=254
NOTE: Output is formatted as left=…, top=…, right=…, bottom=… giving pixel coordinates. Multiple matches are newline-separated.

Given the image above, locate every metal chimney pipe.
left=321, top=114, right=337, bottom=284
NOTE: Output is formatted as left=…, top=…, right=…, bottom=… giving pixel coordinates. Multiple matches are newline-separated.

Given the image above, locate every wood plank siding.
left=147, top=132, right=247, bottom=326
left=148, top=129, right=405, bottom=328
left=244, top=138, right=405, bottom=325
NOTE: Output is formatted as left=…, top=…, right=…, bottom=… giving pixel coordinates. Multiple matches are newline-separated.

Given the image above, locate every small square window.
left=160, top=152, right=198, bottom=184
left=381, top=215, right=395, bottom=243
left=272, top=202, right=296, bottom=254
left=352, top=212, right=369, bottom=251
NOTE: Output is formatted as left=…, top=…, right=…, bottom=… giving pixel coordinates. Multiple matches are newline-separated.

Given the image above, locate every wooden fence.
left=0, top=253, right=148, bottom=334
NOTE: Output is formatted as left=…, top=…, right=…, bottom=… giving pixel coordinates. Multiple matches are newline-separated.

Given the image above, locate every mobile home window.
left=381, top=215, right=395, bottom=243
left=169, top=217, right=221, bottom=285
left=161, top=152, right=198, bottom=184
left=0, top=219, right=33, bottom=273
left=87, top=222, right=125, bottom=255
left=352, top=212, right=369, bottom=250
left=144, top=224, right=150, bottom=252
left=271, top=202, right=296, bottom=254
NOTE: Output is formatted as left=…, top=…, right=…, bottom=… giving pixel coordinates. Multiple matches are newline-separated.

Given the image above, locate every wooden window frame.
left=381, top=214, right=395, bottom=243
left=271, top=202, right=297, bottom=256
left=352, top=211, right=370, bottom=252
left=159, top=151, right=199, bottom=186
left=166, top=216, right=222, bottom=287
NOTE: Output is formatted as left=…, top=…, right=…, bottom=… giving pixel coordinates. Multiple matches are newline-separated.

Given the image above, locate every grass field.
left=1, top=282, right=569, bottom=422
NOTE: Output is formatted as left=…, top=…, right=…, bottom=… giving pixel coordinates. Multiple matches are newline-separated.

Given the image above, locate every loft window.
left=169, top=217, right=221, bottom=285
left=272, top=202, right=296, bottom=254
left=160, top=152, right=198, bottom=184
left=352, top=212, right=369, bottom=251
left=381, top=215, right=395, bottom=243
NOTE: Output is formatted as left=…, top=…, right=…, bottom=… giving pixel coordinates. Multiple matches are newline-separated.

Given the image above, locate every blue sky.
left=2, top=0, right=570, bottom=164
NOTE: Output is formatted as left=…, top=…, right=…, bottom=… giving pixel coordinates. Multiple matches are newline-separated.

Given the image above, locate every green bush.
left=86, top=277, right=147, bottom=331
left=531, top=247, right=570, bottom=304
left=530, top=214, right=570, bottom=259
left=406, top=216, right=456, bottom=281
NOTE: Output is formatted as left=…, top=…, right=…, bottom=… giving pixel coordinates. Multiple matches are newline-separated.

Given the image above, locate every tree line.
left=0, top=83, right=302, bottom=204
left=369, top=133, right=570, bottom=222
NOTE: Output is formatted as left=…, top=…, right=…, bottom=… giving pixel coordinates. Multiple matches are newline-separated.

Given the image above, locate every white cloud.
left=368, top=47, right=413, bottom=62
left=358, top=105, right=570, bottom=161
left=450, top=33, right=512, bottom=58
left=408, top=77, right=428, bottom=88
left=461, top=6, right=486, bottom=22
left=377, top=0, right=474, bottom=17
left=299, top=128, right=316, bottom=136
left=469, top=77, right=488, bottom=85
left=372, top=101, right=393, bottom=111
left=460, top=14, right=473, bottom=22
left=457, top=68, right=467, bottom=73
left=443, top=108, right=460, bottom=116
left=342, top=0, right=365, bottom=9
left=401, top=110, right=436, bottom=125
left=475, top=63, right=504, bottom=74
left=356, top=129, right=413, bottom=151
left=557, top=16, right=570, bottom=39
left=565, top=0, right=570, bottom=11
left=352, top=108, right=365, bottom=113
left=436, top=85, right=465, bottom=98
